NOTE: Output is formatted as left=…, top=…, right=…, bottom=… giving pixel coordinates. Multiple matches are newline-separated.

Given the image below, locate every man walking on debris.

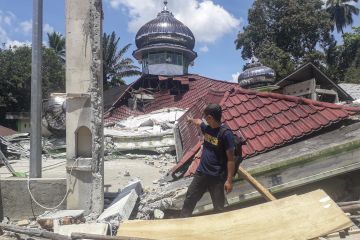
left=180, top=103, right=236, bottom=217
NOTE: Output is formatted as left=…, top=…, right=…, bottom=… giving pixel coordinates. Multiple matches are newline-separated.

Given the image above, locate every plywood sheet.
left=117, top=190, right=352, bottom=240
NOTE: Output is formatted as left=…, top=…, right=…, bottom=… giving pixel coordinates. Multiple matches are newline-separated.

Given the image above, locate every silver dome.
left=238, top=57, right=276, bottom=88
left=135, top=10, right=195, bottom=50
left=133, top=1, right=197, bottom=62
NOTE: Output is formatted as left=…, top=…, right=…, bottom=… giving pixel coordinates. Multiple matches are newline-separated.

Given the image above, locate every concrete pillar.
left=65, top=0, right=104, bottom=216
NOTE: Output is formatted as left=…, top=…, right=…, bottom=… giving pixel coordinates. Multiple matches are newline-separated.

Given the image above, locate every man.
left=180, top=103, right=236, bottom=217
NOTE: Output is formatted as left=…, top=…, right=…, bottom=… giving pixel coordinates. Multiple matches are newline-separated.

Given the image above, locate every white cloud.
left=20, top=20, right=32, bottom=34
left=0, top=11, right=13, bottom=45
left=19, top=20, right=55, bottom=35
left=43, top=23, right=55, bottom=34
left=199, top=45, right=209, bottom=53
left=0, top=12, right=54, bottom=49
left=231, top=72, right=240, bottom=83
left=5, top=40, right=31, bottom=48
left=109, top=0, right=240, bottom=44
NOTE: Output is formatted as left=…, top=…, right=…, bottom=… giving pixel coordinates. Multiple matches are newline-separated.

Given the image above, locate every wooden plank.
left=238, top=166, right=276, bottom=201
left=117, top=190, right=352, bottom=240
left=0, top=223, right=70, bottom=240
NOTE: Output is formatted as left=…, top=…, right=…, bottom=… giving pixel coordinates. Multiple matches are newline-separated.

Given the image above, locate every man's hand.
left=224, top=179, right=233, bottom=194
left=187, top=117, right=202, bottom=126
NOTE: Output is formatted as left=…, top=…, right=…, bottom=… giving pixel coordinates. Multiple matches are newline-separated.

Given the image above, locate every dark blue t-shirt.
left=197, top=122, right=235, bottom=177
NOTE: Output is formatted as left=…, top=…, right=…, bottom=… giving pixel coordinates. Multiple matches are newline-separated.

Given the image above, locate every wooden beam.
left=238, top=166, right=276, bottom=201
left=0, top=223, right=70, bottom=240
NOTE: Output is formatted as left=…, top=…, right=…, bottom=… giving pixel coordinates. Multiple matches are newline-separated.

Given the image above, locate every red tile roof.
left=0, top=125, right=17, bottom=137
left=171, top=88, right=360, bottom=177
left=105, top=74, right=238, bottom=122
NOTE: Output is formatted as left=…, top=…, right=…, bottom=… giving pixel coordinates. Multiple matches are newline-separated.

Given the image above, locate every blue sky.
left=0, top=0, right=359, bottom=84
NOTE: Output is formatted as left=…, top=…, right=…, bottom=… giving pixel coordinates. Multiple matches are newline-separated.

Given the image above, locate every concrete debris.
left=104, top=108, right=186, bottom=154
left=54, top=223, right=108, bottom=237
left=16, top=220, right=30, bottom=227
left=37, top=210, right=85, bottom=230
left=0, top=134, right=30, bottom=158
left=98, top=189, right=138, bottom=222
left=153, top=209, right=165, bottom=219
left=123, top=170, right=130, bottom=177
left=110, top=179, right=143, bottom=206
left=0, top=134, right=66, bottom=160
left=135, top=179, right=189, bottom=219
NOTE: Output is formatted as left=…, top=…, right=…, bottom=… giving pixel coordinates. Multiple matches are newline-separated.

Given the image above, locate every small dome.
left=238, top=57, right=276, bottom=88
left=135, top=5, right=195, bottom=51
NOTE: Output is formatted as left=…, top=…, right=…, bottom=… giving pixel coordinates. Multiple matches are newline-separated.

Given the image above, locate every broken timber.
left=0, top=223, right=70, bottom=240
left=118, top=190, right=352, bottom=240
left=238, top=166, right=276, bottom=201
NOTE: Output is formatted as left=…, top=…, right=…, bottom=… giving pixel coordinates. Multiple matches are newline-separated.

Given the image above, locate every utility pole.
left=30, top=0, right=43, bottom=178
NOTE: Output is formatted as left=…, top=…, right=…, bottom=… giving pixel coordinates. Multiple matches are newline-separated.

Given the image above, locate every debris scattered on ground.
left=153, top=209, right=165, bottom=219
left=37, top=210, right=85, bottom=230
left=54, top=223, right=108, bottom=237
left=98, top=189, right=138, bottom=222
left=16, top=220, right=30, bottom=227
left=0, top=134, right=30, bottom=158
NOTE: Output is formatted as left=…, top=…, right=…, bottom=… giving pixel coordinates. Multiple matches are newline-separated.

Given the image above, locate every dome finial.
left=163, top=0, right=168, bottom=11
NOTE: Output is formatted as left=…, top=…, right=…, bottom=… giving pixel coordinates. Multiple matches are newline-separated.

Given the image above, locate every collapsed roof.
left=171, top=87, right=360, bottom=178
left=105, top=74, right=238, bottom=123
left=105, top=73, right=360, bottom=179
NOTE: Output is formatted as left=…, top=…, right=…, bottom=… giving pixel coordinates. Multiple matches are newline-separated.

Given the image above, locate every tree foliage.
left=235, top=0, right=334, bottom=80
left=103, top=31, right=141, bottom=89
left=343, top=27, right=360, bottom=83
left=0, top=46, right=65, bottom=112
left=326, top=0, right=359, bottom=34
left=47, top=32, right=65, bottom=61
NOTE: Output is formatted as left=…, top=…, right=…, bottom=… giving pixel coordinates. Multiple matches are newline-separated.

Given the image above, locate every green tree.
left=103, top=31, right=141, bottom=89
left=343, top=27, right=360, bottom=83
left=235, top=0, right=334, bottom=80
left=47, top=32, right=65, bottom=61
left=0, top=46, right=65, bottom=112
left=326, top=0, right=359, bottom=34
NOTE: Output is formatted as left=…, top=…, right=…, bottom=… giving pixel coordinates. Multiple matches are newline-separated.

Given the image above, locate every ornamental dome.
left=134, top=1, right=195, bottom=53
left=238, top=56, right=276, bottom=88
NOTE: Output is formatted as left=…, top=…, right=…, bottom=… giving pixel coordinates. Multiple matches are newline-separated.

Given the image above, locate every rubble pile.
left=104, top=108, right=186, bottom=154
left=0, top=134, right=30, bottom=158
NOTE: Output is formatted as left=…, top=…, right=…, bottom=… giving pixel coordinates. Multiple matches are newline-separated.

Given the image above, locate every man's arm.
left=224, top=149, right=235, bottom=194
left=187, top=117, right=202, bottom=126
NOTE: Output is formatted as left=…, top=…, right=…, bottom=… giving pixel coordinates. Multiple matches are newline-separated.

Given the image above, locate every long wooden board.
left=117, top=190, right=352, bottom=240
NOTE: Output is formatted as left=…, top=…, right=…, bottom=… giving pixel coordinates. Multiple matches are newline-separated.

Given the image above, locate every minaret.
left=133, top=1, right=197, bottom=76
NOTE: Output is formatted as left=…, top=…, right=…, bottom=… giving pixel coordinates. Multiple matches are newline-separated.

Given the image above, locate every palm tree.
left=103, top=32, right=141, bottom=89
left=326, top=0, right=359, bottom=34
left=47, top=32, right=65, bottom=61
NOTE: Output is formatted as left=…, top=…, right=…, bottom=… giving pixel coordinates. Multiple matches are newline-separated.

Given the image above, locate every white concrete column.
left=65, top=0, right=104, bottom=216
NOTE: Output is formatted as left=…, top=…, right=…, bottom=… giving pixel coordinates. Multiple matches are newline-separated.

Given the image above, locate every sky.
left=0, top=0, right=359, bottom=84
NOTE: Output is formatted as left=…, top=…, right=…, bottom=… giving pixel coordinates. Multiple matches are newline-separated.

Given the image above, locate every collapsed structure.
left=103, top=0, right=360, bottom=218
left=1, top=1, right=360, bottom=239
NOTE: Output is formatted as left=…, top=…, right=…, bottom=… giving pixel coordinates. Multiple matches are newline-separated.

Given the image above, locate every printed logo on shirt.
left=204, top=133, right=218, bottom=146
